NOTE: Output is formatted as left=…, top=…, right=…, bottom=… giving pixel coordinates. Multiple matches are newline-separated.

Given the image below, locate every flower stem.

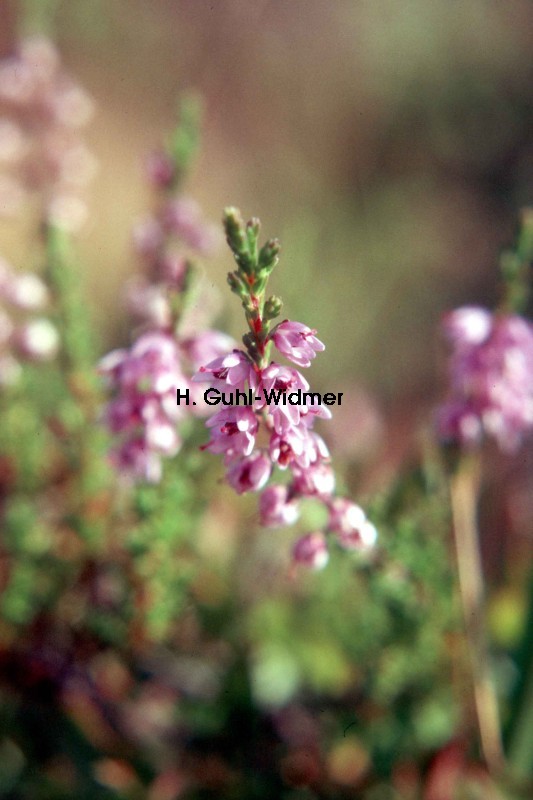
left=449, top=455, right=504, bottom=773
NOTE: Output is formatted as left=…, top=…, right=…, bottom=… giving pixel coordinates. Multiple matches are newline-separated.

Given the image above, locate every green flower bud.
left=258, top=238, right=281, bottom=271
left=264, top=295, right=283, bottom=321
left=227, top=271, right=247, bottom=297
left=223, top=207, right=248, bottom=255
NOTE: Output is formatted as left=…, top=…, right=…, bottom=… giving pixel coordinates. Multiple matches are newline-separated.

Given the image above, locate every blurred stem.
left=45, top=224, right=108, bottom=547
left=46, top=224, right=96, bottom=371
left=449, top=454, right=504, bottom=774
left=170, top=93, right=203, bottom=185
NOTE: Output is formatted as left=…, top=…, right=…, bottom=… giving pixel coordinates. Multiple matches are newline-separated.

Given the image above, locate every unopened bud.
left=258, top=238, right=281, bottom=271
left=227, top=271, right=247, bottom=297
left=264, top=295, right=283, bottom=321
left=146, top=150, right=176, bottom=189
left=223, top=207, right=247, bottom=254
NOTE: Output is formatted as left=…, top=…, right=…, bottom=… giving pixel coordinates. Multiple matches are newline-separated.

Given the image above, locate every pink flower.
left=292, top=532, right=329, bottom=570
left=269, top=320, right=325, bottom=368
left=0, top=272, right=49, bottom=310
left=204, top=406, right=258, bottom=460
left=125, top=278, right=172, bottom=329
left=337, top=519, right=378, bottom=551
left=181, top=331, right=236, bottom=372
left=269, top=424, right=330, bottom=471
left=132, top=217, right=164, bottom=262
left=110, top=437, right=164, bottom=484
left=328, top=497, right=365, bottom=532
left=158, top=253, right=188, bottom=288
left=162, top=197, right=219, bottom=255
left=437, top=310, right=533, bottom=452
left=259, top=362, right=309, bottom=433
left=269, top=424, right=309, bottom=469
left=226, top=452, right=271, bottom=494
left=300, top=401, right=332, bottom=426
left=146, top=150, right=175, bottom=189
left=292, top=462, right=335, bottom=497
left=119, top=333, right=185, bottom=394
left=328, top=498, right=377, bottom=551
left=0, top=36, right=95, bottom=229
left=0, top=261, right=58, bottom=378
left=259, top=485, right=299, bottom=527
left=193, top=350, right=255, bottom=392
left=442, top=306, right=492, bottom=347
left=12, top=318, right=59, bottom=360
left=99, top=331, right=187, bottom=481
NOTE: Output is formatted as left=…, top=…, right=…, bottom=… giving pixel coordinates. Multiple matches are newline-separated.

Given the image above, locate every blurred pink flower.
left=99, top=332, right=187, bottom=482
left=0, top=36, right=95, bottom=230
left=181, top=331, right=236, bottom=373
left=328, top=498, right=377, bottom=551
left=13, top=318, right=59, bottom=360
left=292, top=532, right=329, bottom=570
left=0, top=259, right=58, bottom=383
left=162, top=197, right=220, bottom=255
left=292, top=462, right=335, bottom=497
left=226, top=451, right=271, bottom=494
left=437, top=309, right=533, bottom=452
left=259, top=485, right=300, bottom=527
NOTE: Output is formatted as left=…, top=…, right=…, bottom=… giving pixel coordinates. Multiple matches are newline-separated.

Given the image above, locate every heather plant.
left=99, top=96, right=231, bottom=485
left=192, top=206, right=377, bottom=569
left=0, top=25, right=532, bottom=800
left=435, top=211, right=533, bottom=792
left=0, top=35, right=95, bottom=230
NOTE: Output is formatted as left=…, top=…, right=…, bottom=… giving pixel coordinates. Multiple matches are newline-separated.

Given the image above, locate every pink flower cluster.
left=194, top=320, right=377, bottom=569
left=0, top=257, right=59, bottom=386
left=436, top=306, right=533, bottom=452
left=99, top=332, right=184, bottom=483
left=0, top=36, right=96, bottom=230
left=99, top=328, right=233, bottom=483
left=100, top=141, right=232, bottom=481
left=129, top=188, right=220, bottom=331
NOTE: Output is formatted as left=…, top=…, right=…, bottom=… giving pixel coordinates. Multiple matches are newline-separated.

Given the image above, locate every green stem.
left=46, top=225, right=97, bottom=371
left=45, top=225, right=107, bottom=548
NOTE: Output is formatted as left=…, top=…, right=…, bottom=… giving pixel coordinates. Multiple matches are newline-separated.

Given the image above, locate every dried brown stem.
left=450, top=455, right=504, bottom=773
